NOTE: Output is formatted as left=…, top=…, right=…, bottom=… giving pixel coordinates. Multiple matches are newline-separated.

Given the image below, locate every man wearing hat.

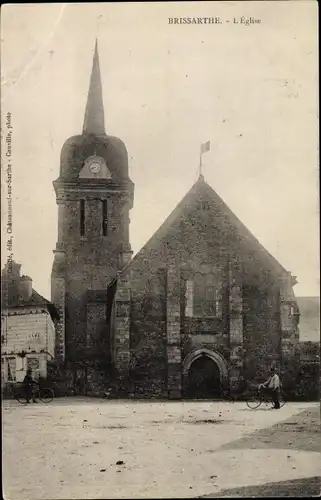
left=260, top=366, right=281, bottom=409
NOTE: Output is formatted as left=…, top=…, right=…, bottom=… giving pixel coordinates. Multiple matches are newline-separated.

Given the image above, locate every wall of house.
left=2, top=352, right=50, bottom=383
left=2, top=307, right=55, bottom=358
left=1, top=307, right=56, bottom=385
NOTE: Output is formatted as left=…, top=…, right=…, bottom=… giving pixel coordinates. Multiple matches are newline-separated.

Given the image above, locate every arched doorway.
left=182, top=348, right=228, bottom=399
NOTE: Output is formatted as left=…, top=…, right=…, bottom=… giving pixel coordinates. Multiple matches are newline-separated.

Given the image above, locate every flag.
left=201, top=141, right=210, bottom=154
left=106, top=278, right=117, bottom=326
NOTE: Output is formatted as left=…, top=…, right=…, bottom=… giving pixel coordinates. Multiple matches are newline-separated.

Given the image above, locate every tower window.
left=80, top=200, right=85, bottom=236
left=102, top=200, right=108, bottom=236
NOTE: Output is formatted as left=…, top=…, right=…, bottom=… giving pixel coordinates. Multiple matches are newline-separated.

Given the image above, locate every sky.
left=1, top=1, right=319, bottom=300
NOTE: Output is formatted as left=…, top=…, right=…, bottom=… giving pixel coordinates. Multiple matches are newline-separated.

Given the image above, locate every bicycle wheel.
left=246, top=396, right=262, bottom=409
left=39, top=388, right=54, bottom=403
left=15, top=392, right=28, bottom=404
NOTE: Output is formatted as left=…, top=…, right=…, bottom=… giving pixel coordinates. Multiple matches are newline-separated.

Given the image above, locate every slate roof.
left=1, top=262, right=59, bottom=322
left=3, top=288, right=60, bottom=322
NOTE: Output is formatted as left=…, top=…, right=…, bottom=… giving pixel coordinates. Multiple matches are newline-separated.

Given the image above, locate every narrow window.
left=185, top=280, right=194, bottom=317
left=193, top=282, right=217, bottom=317
left=102, top=200, right=108, bottom=236
left=194, top=284, right=203, bottom=316
left=204, top=286, right=216, bottom=316
left=215, top=289, right=221, bottom=317
left=80, top=200, right=85, bottom=236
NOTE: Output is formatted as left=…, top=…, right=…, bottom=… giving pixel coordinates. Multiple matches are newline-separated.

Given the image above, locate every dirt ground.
left=201, top=476, right=321, bottom=498
left=2, top=398, right=320, bottom=499
left=203, top=406, right=321, bottom=497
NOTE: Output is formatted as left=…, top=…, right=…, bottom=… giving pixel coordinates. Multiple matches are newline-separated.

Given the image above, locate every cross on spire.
left=83, top=39, right=105, bottom=135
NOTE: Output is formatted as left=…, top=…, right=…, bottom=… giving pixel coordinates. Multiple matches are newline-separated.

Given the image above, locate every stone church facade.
left=51, top=42, right=300, bottom=398
left=111, top=179, right=300, bottom=399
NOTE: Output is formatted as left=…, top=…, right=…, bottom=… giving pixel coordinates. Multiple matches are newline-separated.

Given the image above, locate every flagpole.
left=199, top=145, right=203, bottom=178
left=198, top=141, right=210, bottom=180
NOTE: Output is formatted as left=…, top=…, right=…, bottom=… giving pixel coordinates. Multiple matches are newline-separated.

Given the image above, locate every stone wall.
left=46, top=359, right=114, bottom=398
left=279, top=274, right=300, bottom=393
left=166, top=264, right=182, bottom=398
left=295, top=341, right=320, bottom=401
left=242, top=273, right=281, bottom=385
left=52, top=180, right=133, bottom=362
left=113, top=272, right=131, bottom=393
left=228, top=260, right=244, bottom=393
left=51, top=275, right=66, bottom=361
left=125, top=265, right=167, bottom=397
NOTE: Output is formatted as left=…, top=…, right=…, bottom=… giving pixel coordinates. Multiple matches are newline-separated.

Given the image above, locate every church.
left=51, top=42, right=300, bottom=399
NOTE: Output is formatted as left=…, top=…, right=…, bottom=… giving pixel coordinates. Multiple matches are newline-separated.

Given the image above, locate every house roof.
left=296, top=296, right=320, bottom=342
left=116, top=176, right=291, bottom=282
left=1, top=262, right=60, bottom=322
left=5, top=289, right=60, bottom=322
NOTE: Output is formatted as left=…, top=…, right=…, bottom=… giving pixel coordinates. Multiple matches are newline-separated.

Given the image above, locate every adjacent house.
left=1, top=261, right=59, bottom=385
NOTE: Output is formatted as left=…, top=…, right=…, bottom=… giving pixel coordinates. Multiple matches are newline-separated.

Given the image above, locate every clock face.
left=89, top=161, right=101, bottom=174
left=80, top=155, right=111, bottom=180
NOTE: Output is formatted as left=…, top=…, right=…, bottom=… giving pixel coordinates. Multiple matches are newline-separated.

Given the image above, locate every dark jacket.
left=23, top=374, right=37, bottom=387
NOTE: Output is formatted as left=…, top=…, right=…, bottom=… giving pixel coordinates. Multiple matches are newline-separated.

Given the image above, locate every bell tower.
left=51, top=41, right=134, bottom=364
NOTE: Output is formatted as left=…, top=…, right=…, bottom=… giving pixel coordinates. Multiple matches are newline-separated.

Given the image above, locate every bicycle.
left=246, top=385, right=286, bottom=409
left=14, top=384, right=55, bottom=404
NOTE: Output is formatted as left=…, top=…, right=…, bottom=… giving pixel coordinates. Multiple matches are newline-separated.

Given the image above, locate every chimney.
left=19, top=275, right=33, bottom=301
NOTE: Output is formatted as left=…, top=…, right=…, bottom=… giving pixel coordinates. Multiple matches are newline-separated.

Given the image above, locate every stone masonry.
left=166, top=263, right=182, bottom=399
left=228, top=260, right=244, bottom=393
left=113, top=271, right=131, bottom=388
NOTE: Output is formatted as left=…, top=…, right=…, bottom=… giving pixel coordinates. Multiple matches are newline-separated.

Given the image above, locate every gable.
left=120, top=176, right=289, bottom=279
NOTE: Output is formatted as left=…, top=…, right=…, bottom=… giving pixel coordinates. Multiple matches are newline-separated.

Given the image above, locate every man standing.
left=261, top=367, right=281, bottom=409
left=22, top=368, right=38, bottom=403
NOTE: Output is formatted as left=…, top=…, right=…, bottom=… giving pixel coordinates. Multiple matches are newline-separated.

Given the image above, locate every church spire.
left=83, top=39, right=105, bottom=135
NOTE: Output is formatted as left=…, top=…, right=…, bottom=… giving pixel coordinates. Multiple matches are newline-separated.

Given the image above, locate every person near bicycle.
left=22, top=368, right=39, bottom=403
left=259, top=367, right=281, bottom=409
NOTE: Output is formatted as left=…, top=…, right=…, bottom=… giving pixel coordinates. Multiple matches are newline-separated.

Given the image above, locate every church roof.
left=83, top=39, right=105, bottom=135
left=57, top=40, right=132, bottom=183
left=118, top=175, right=291, bottom=280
